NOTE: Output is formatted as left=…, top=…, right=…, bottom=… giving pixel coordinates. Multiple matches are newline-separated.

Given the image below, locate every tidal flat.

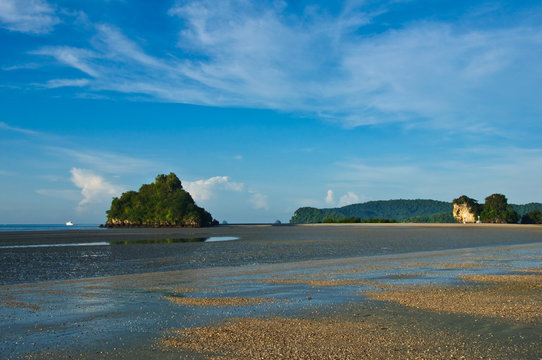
left=1, top=224, right=541, bottom=359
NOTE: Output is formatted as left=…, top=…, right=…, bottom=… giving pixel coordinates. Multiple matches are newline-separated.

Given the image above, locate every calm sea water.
left=0, top=224, right=101, bottom=231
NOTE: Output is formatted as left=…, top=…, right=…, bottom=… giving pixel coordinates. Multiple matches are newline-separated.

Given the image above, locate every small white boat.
left=66, top=221, right=74, bottom=226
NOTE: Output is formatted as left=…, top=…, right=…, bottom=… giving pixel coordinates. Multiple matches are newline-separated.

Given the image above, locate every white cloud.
left=225, top=181, right=245, bottom=192
left=249, top=191, right=269, bottom=210
left=70, top=168, right=122, bottom=210
left=0, top=0, right=59, bottom=34
left=184, top=176, right=244, bottom=202
left=325, top=189, right=335, bottom=205
left=338, top=192, right=359, bottom=207
left=181, top=176, right=271, bottom=221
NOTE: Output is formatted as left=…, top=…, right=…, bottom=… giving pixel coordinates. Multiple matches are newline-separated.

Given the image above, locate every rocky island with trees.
left=104, top=173, right=217, bottom=228
left=453, top=194, right=542, bottom=224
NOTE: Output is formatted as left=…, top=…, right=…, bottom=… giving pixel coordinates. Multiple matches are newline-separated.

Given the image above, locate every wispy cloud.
left=296, top=198, right=321, bottom=208
left=2, top=63, right=41, bottom=71
left=48, top=147, right=156, bottom=174
left=335, top=24, right=542, bottom=130
left=333, top=146, right=542, bottom=204
left=70, top=168, right=122, bottom=211
left=32, top=47, right=101, bottom=77
left=40, top=78, right=90, bottom=88
left=36, top=188, right=80, bottom=201
left=26, top=1, right=542, bottom=131
left=338, top=192, right=359, bottom=207
left=183, top=175, right=269, bottom=210
left=336, top=160, right=418, bottom=185
left=0, top=0, right=59, bottom=34
left=184, top=176, right=244, bottom=202
left=0, top=121, right=40, bottom=135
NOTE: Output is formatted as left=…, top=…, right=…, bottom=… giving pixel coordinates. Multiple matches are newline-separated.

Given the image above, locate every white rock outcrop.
left=453, top=203, right=476, bottom=223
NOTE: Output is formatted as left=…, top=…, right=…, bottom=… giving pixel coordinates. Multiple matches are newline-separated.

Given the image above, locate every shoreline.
left=297, top=222, right=542, bottom=228
left=1, top=221, right=541, bottom=232
left=1, top=221, right=540, bottom=238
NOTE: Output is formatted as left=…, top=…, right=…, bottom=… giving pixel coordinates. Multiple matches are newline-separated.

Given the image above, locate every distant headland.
left=290, top=195, right=542, bottom=225
left=103, top=173, right=217, bottom=228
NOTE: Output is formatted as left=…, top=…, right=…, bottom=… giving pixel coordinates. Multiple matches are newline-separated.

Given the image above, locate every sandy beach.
left=1, top=225, right=541, bottom=359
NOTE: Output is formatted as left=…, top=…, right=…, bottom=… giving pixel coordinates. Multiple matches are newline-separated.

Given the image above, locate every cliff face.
left=453, top=203, right=476, bottom=223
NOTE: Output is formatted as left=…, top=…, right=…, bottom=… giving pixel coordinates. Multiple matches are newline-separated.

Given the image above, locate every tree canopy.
left=290, top=200, right=453, bottom=224
left=521, top=210, right=542, bottom=224
left=480, top=193, right=519, bottom=224
left=105, top=173, right=215, bottom=227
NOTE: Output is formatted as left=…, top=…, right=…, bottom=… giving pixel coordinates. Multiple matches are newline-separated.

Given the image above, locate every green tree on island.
left=521, top=210, right=542, bottom=224
left=105, top=173, right=216, bottom=227
left=480, top=193, right=519, bottom=224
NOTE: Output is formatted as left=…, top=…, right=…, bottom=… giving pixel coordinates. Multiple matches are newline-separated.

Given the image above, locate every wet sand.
left=1, top=225, right=541, bottom=359
left=3, top=224, right=542, bottom=285
left=367, top=273, right=542, bottom=322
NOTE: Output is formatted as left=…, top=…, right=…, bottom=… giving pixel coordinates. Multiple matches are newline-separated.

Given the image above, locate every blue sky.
left=1, top=0, right=541, bottom=224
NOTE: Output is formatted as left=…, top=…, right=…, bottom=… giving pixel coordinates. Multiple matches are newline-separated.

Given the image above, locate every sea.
left=0, top=224, right=101, bottom=231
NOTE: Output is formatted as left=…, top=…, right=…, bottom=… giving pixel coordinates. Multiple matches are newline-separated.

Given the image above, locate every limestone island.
left=104, top=173, right=217, bottom=228
left=453, top=193, right=542, bottom=224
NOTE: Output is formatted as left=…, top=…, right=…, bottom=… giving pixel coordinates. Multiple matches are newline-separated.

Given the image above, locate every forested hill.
left=290, top=200, right=453, bottom=223
left=509, top=203, right=542, bottom=216
left=290, top=199, right=542, bottom=224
